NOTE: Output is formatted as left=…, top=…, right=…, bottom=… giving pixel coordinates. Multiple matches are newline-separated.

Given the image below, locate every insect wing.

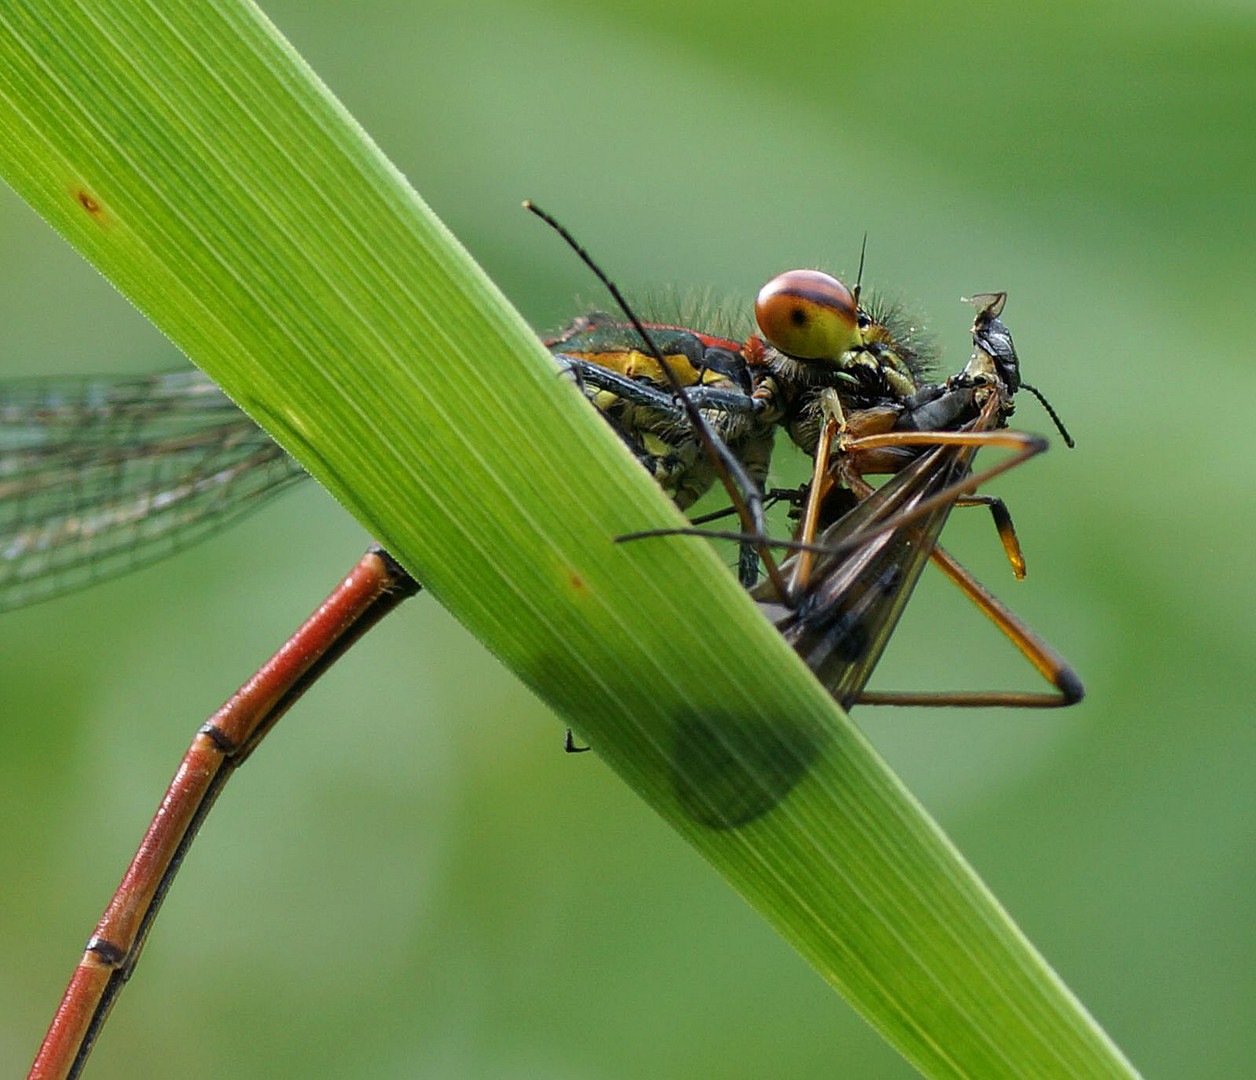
left=0, top=370, right=306, bottom=612
left=758, top=431, right=981, bottom=709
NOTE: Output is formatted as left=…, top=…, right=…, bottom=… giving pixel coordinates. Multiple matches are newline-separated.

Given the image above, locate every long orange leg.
left=27, top=547, right=420, bottom=1080
left=954, top=494, right=1026, bottom=579
left=790, top=415, right=840, bottom=595
left=856, top=541, right=1083, bottom=707
left=831, top=425, right=1049, bottom=563
left=835, top=432, right=1079, bottom=708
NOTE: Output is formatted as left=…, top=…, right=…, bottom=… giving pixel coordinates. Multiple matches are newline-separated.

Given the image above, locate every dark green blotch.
left=672, top=710, right=829, bottom=830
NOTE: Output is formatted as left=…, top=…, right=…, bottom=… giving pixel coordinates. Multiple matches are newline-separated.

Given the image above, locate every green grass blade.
left=0, top=2, right=1141, bottom=1077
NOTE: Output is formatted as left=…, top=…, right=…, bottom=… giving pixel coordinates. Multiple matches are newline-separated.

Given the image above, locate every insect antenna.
left=1020, top=382, right=1075, bottom=448
left=525, top=200, right=786, bottom=595
left=687, top=488, right=800, bottom=528
left=852, top=232, right=868, bottom=308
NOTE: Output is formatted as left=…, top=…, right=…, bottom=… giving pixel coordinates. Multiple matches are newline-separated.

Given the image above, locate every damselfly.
left=14, top=212, right=1080, bottom=1077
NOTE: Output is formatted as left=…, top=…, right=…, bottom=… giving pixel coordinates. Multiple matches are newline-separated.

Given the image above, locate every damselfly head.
left=754, top=270, right=859, bottom=363
left=755, top=269, right=935, bottom=404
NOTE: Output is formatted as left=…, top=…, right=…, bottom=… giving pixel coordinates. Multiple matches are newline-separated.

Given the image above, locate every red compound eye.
left=754, top=270, right=858, bottom=360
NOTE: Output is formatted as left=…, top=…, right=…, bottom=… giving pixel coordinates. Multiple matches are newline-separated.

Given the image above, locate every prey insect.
left=657, top=289, right=1083, bottom=827
left=754, top=291, right=1083, bottom=713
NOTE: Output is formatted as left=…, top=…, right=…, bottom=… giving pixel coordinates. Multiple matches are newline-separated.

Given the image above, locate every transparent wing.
left=756, top=394, right=999, bottom=710
left=0, top=370, right=308, bottom=612
left=777, top=441, right=970, bottom=708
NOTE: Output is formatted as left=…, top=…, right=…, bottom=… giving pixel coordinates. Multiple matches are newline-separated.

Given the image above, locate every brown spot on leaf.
left=73, top=187, right=108, bottom=225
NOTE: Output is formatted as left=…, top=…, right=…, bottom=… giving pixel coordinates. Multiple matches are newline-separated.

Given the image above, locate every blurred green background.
left=1, top=0, right=1251, bottom=1076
